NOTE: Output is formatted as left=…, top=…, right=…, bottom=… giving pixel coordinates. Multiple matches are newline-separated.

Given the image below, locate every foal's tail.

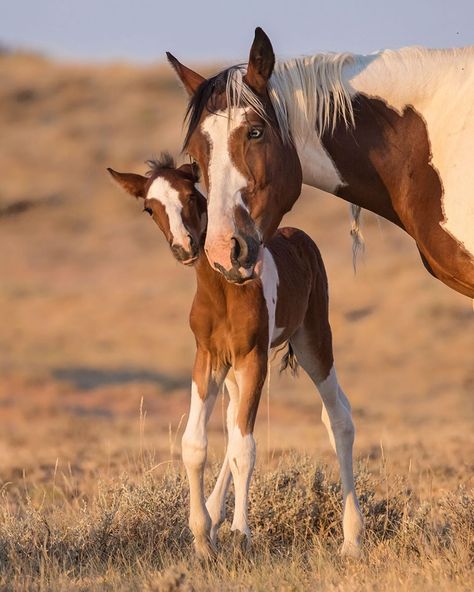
left=280, top=342, right=299, bottom=376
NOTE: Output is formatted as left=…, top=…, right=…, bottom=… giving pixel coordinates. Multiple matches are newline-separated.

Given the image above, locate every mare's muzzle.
left=213, top=232, right=261, bottom=284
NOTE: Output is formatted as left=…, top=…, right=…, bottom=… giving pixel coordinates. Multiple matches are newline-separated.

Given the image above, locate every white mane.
left=224, top=52, right=356, bottom=144
left=269, top=53, right=356, bottom=143
left=224, top=53, right=363, bottom=262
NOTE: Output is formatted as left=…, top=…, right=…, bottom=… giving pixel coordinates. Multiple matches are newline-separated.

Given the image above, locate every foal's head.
left=108, top=154, right=206, bottom=265
left=167, top=28, right=302, bottom=283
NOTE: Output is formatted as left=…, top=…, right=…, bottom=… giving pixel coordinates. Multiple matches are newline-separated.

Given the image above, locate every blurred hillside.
left=0, top=51, right=472, bottom=493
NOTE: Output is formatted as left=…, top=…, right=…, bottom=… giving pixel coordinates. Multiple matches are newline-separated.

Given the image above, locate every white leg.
left=182, top=364, right=225, bottom=558
left=317, top=367, right=364, bottom=557
left=227, top=357, right=267, bottom=546
left=206, top=371, right=239, bottom=543
left=228, top=427, right=256, bottom=541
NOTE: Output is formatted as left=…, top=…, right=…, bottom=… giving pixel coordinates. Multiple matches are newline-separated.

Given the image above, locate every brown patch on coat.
left=322, top=94, right=474, bottom=298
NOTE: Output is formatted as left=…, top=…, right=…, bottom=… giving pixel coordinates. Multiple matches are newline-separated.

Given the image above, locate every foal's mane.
left=146, top=152, right=176, bottom=178
left=183, top=52, right=356, bottom=147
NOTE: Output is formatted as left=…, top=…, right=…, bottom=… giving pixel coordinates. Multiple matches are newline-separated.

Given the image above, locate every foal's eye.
left=143, top=206, right=153, bottom=216
left=248, top=127, right=263, bottom=140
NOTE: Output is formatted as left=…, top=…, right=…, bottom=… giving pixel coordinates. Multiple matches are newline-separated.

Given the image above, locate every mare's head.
left=167, top=28, right=302, bottom=283
left=108, top=154, right=206, bottom=266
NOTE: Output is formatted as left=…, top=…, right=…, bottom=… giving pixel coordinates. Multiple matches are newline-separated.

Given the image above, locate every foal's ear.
left=178, top=162, right=200, bottom=182
left=166, top=52, right=206, bottom=96
left=245, top=27, right=275, bottom=95
left=107, top=168, right=148, bottom=199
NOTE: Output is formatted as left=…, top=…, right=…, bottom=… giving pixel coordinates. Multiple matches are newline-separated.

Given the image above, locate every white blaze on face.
left=147, top=177, right=190, bottom=248
left=201, top=109, right=250, bottom=271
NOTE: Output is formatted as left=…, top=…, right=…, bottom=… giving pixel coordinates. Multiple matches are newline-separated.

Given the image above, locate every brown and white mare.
left=167, top=28, right=474, bottom=297
left=108, top=157, right=364, bottom=558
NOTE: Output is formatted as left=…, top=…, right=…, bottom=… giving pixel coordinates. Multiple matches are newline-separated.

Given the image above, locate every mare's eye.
left=143, top=206, right=153, bottom=216
left=248, top=127, right=263, bottom=140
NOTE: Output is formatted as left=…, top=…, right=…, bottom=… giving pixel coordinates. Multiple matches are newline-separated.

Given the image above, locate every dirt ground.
left=0, top=51, right=472, bottom=590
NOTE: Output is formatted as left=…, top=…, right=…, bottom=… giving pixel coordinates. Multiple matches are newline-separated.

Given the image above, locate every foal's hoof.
left=209, top=524, right=222, bottom=548
left=231, top=530, right=251, bottom=554
left=194, top=536, right=216, bottom=561
left=340, top=540, right=362, bottom=559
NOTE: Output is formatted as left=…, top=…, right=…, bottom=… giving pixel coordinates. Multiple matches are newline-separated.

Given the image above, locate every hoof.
left=231, top=529, right=251, bottom=554
left=208, top=519, right=224, bottom=547
left=340, top=540, right=362, bottom=559
left=194, top=536, right=216, bottom=561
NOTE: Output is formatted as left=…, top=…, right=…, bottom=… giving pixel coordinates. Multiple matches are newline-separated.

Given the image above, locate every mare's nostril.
left=230, top=237, right=241, bottom=264
left=231, top=235, right=249, bottom=266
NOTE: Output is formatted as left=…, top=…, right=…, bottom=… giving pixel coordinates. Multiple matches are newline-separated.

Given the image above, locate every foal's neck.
left=193, top=250, right=262, bottom=298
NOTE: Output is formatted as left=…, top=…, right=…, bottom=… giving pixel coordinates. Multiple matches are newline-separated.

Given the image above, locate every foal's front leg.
left=181, top=349, right=227, bottom=558
left=206, top=370, right=239, bottom=544
left=228, top=349, right=267, bottom=547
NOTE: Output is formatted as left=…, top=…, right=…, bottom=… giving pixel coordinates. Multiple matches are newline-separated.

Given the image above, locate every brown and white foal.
left=108, top=156, right=364, bottom=558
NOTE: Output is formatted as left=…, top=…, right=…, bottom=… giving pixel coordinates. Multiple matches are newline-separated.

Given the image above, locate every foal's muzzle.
left=171, top=235, right=199, bottom=266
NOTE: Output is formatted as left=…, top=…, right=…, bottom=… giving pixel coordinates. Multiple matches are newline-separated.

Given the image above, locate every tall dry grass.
left=0, top=50, right=472, bottom=591
left=0, top=453, right=472, bottom=591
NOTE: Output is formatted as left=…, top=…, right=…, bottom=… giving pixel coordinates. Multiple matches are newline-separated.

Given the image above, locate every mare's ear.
left=244, top=27, right=275, bottom=95
left=107, top=168, right=147, bottom=199
left=178, top=162, right=200, bottom=182
left=166, top=52, right=206, bottom=96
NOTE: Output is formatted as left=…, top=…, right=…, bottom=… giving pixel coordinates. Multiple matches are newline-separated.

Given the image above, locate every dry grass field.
left=0, top=50, right=473, bottom=590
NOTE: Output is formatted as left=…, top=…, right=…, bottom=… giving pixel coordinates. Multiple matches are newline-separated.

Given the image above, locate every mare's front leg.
left=181, top=348, right=227, bottom=558
left=206, top=370, right=239, bottom=545
left=228, top=348, right=268, bottom=547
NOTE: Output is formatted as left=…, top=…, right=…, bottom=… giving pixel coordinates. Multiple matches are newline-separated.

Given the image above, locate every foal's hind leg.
left=206, top=370, right=239, bottom=544
left=291, top=331, right=364, bottom=558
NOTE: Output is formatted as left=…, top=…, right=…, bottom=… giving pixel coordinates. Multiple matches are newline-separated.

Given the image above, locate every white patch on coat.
left=259, top=248, right=279, bottom=346
left=147, top=177, right=190, bottom=249
left=201, top=109, right=251, bottom=270
left=271, top=326, right=285, bottom=342
left=181, top=381, right=208, bottom=470
left=294, top=134, right=344, bottom=194
left=228, top=427, right=255, bottom=538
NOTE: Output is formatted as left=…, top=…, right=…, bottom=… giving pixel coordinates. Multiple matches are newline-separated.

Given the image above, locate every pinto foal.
left=108, top=156, right=364, bottom=558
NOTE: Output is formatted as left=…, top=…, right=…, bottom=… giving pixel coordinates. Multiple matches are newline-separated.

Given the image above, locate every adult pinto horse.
left=167, top=28, right=474, bottom=297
